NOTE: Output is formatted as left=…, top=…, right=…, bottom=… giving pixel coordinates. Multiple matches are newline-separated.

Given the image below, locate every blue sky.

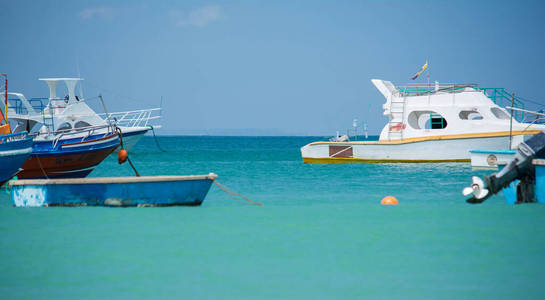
left=1, top=0, right=544, bottom=135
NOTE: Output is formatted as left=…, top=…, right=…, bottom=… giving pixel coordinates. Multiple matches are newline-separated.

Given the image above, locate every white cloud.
left=78, top=7, right=114, bottom=20
left=170, top=5, right=221, bottom=27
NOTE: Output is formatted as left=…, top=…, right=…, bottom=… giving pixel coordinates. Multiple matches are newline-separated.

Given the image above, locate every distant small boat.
left=10, top=173, right=218, bottom=207
left=0, top=132, right=33, bottom=186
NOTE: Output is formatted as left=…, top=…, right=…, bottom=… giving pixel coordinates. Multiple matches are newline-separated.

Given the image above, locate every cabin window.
left=429, top=114, right=447, bottom=129
left=459, top=110, right=483, bottom=120
left=491, top=107, right=510, bottom=120
left=55, top=122, right=72, bottom=133
left=75, top=121, right=92, bottom=129
left=407, top=111, right=447, bottom=129
left=57, top=122, right=72, bottom=131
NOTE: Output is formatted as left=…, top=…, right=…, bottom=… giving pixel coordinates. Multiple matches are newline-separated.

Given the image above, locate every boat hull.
left=0, top=134, right=33, bottom=185
left=9, top=174, right=217, bottom=207
left=536, top=159, right=545, bottom=203
left=301, top=135, right=515, bottom=163
left=18, top=133, right=120, bottom=179
left=469, top=149, right=516, bottom=170
left=500, top=159, right=545, bottom=204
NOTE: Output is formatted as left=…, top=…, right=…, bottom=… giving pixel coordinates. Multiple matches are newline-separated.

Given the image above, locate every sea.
left=1, top=136, right=545, bottom=299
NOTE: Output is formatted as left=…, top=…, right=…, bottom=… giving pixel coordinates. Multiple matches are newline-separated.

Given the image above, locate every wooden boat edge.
left=9, top=173, right=218, bottom=186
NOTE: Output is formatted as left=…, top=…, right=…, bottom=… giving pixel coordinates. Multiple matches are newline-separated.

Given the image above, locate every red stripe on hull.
left=62, top=133, right=119, bottom=147
left=18, top=147, right=117, bottom=179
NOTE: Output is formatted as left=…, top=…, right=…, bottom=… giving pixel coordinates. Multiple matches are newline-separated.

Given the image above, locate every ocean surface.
left=1, top=136, right=545, bottom=299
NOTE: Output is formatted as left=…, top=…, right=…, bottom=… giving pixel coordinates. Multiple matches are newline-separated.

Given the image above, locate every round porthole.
left=487, top=154, right=498, bottom=166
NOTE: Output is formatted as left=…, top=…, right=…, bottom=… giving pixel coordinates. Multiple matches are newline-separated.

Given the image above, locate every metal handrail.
left=32, top=123, right=113, bottom=138
left=0, top=131, right=29, bottom=143
left=395, top=83, right=479, bottom=97
left=481, top=89, right=525, bottom=120
left=505, top=107, right=545, bottom=117
left=97, top=108, right=162, bottom=127
left=397, top=82, right=478, bottom=86
left=48, top=123, right=116, bottom=149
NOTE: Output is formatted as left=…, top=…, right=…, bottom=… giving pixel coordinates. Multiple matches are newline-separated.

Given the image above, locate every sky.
left=1, top=0, right=544, bottom=135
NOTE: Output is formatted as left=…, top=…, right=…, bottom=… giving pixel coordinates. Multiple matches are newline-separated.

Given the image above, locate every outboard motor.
left=463, top=131, right=545, bottom=204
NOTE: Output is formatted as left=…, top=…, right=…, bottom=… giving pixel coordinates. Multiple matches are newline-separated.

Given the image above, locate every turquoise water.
left=1, top=136, right=545, bottom=299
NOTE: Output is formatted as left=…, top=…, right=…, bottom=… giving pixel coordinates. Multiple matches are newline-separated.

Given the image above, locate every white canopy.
left=38, top=78, right=84, bottom=101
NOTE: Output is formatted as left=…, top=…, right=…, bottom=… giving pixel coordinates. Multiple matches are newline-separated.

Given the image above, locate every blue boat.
left=0, top=132, right=33, bottom=186
left=0, top=73, right=33, bottom=185
left=536, top=159, right=545, bottom=203
left=9, top=173, right=217, bottom=207
left=501, top=159, right=545, bottom=204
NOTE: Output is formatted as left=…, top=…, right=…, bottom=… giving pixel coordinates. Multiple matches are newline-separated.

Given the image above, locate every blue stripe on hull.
left=32, top=133, right=120, bottom=156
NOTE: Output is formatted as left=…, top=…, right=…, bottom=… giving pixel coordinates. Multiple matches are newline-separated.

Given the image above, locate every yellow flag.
left=411, top=60, right=428, bottom=80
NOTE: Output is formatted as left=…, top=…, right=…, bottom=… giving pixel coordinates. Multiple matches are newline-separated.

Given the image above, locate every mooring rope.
left=115, top=127, right=140, bottom=177
left=148, top=125, right=166, bottom=152
left=36, top=156, right=49, bottom=179
left=213, top=180, right=263, bottom=206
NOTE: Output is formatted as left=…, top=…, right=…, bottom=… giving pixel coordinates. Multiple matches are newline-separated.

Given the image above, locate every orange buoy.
left=381, top=196, right=398, bottom=205
left=118, top=149, right=128, bottom=164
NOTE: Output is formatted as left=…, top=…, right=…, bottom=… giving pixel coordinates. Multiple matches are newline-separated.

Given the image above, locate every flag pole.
left=0, top=73, right=6, bottom=124
left=427, top=60, right=430, bottom=90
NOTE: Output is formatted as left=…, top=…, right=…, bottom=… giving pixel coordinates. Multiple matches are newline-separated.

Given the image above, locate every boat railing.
left=40, top=123, right=116, bottom=149
left=50, top=123, right=114, bottom=136
left=478, top=88, right=525, bottom=120
left=479, top=87, right=525, bottom=106
left=8, top=97, right=69, bottom=115
left=506, top=107, right=545, bottom=129
left=8, top=97, right=47, bottom=115
left=526, top=110, right=545, bottom=125
left=98, top=108, right=162, bottom=128
left=0, top=131, right=29, bottom=143
left=395, top=83, right=479, bottom=97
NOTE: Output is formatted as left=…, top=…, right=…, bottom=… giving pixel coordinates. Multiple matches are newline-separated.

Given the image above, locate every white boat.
left=4, top=78, right=161, bottom=151
left=301, top=79, right=545, bottom=163
left=3, top=78, right=121, bottom=178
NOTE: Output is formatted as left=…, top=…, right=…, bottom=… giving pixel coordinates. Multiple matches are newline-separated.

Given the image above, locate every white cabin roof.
left=39, top=78, right=84, bottom=81
left=371, top=79, right=545, bottom=142
left=38, top=78, right=83, bottom=102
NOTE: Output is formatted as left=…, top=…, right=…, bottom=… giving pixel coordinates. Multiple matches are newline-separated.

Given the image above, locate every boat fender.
left=381, top=196, right=398, bottom=205
left=118, top=149, right=128, bottom=164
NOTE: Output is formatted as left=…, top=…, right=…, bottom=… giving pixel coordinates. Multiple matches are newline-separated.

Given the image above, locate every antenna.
left=353, top=118, right=358, bottom=140
left=99, top=94, right=113, bottom=131
left=76, top=56, right=84, bottom=98
left=160, top=96, right=163, bottom=117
